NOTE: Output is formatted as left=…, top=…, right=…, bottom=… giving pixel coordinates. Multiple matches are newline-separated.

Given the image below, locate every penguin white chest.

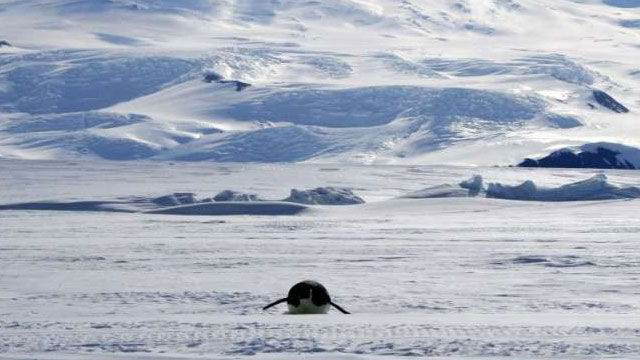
left=287, top=298, right=329, bottom=314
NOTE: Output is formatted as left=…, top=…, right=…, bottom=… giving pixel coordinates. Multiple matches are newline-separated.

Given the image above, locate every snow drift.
left=213, top=190, right=262, bottom=202
left=403, top=174, right=640, bottom=202
left=284, top=187, right=365, bottom=205
left=485, top=174, right=640, bottom=201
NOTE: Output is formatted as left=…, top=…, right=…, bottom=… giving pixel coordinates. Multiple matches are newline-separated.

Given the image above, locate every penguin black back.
left=263, top=280, right=350, bottom=314
left=287, top=280, right=329, bottom=307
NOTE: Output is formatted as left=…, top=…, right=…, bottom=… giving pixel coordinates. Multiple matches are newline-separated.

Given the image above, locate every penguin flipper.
left=330, top=301, right=350, bottom=314
left=262, top=298, right=287, bottom=310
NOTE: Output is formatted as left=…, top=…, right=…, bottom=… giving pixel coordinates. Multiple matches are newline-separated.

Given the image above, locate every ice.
left=213, top=190, right=262, bottom=202
left=223, top=86, right=544, bottom=128
left=0, top=200, right=136, bottom=213
left=0, top=50, right=197, bottom=114
left=459, top=174, right=484, bottom=195
left=497, top=255, right=597, bottom=268
left=146, top=201, right=308, bottom=216
left=284, top=187, right=365, bottom=205
left=400, top=174, right=640, bottom=202
left=486, top=174, right=640, bottom=201
left=420, top=54, right=597, bottom=85
left=400, top=175, right=482, bottom=199
left=152, top=192, right=197, bottom=207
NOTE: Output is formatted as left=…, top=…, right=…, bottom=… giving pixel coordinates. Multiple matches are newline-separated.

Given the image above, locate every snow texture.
left=2, top=161, right=640, bottom=359
left=0, top=0, right=638, bottom=165
left=486, top=174, right=640, bottom=201
left=284, top=187, right=365, bottom=205
left=402, top=174, right=640, bottom=202
left=213, top=190, right=262, bottom=202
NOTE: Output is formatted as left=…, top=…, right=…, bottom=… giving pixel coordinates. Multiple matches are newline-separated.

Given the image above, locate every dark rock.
left=202, top=71, right=251, bottom=91
left=519, top=147, right=635, bottom=170
left=0, top=40, right=11, bottom=47
left=203, top=72, right=223, bottom=83
left=219, top=80, right=252, bottom=92
left=592, top=89, right=629, bottom=113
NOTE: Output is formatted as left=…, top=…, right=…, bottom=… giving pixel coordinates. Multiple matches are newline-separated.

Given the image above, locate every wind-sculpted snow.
left=497, top=255, right=596, bottom=268
left=0, top=196, right=308, bottom=215
left=603, top=0, right=640, bottom=8
left=401, top=174, right=640, bottom=201
left=213, top=190, right=263, bottom=202
left=147, top=201, right=308, bottom=216
left=0, top=80, right=582, bottom=161
left=0, top=112, right=149, bottom=133
left=169, top=125, right=333, bottom=162
left=11, top=0, right=224, bottom=15
left=0, top=0, right=636, bottom=164
left=0, top=50, right=196, bottom=114
left=0, top=185, right=368, bottom=215
left=224, top=86, right=544, bottom=128
left=486, top=174, right=640, bottom=201
left=619, top=19, right=640, bottom=28
left=421, top=54, right=597, bottom=85
left=284, top=187, right=365, bottom=205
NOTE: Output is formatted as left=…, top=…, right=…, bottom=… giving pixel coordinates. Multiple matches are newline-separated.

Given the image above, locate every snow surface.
left=0, top=0, right=639, bottom=164
left=284, top=187, right=365, bottom=205
left=2, top=160, right=640, bottom=359
left=401, top=173, right=640, bottom=201
left=213, top=190, right=262, bottom=202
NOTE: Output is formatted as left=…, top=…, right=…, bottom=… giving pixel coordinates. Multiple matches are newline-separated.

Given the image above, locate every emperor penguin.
left=262, top=280, right=350, bottom=314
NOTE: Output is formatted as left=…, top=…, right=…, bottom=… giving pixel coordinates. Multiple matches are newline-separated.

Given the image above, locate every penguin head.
left=286, top=280, right=331, bottom=314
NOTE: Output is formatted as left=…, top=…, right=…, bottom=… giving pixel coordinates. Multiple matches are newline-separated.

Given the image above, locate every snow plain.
left=2, top=160, right=640, bottom=359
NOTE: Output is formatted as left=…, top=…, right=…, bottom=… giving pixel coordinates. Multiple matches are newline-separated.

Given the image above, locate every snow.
left=213, top=190, right=262, bottom=202
left=284, top=187, right=365, bottom=205
left=401, top=173, right=640, bottom=202
left=0, top=0, right=639, bottom=165
left=146, top=201, right=309, bottom=216
left=2, top=0, right=640, bottom=358
left=2, top=161, right=640, bottom=359
left=486, top=173, right=640, bottom=201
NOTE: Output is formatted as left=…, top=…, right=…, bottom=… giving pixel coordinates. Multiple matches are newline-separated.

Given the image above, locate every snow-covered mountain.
left=1, top=0, right=639, bottom=165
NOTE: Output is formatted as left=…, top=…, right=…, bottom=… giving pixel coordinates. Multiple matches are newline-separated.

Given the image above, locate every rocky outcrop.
left=519, top=146, right=635, bottom=170
left=203, top=71, right=251, bottom=92
left=592, top=89, right=629, bottom=113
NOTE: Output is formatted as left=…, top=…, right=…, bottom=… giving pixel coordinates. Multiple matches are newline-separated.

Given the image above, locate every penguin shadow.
left=263, top=280, right=350, bottom=314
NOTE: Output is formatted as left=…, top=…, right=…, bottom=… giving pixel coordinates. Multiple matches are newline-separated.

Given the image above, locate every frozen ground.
left=1, top=160, right=640, bottom=359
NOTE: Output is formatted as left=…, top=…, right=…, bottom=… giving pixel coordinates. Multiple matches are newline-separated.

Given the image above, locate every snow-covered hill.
left=1, top=0, right=639, bottom=165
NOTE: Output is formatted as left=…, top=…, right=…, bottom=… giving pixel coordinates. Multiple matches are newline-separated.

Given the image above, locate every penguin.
left=262, top=280, right=350, bottom=314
